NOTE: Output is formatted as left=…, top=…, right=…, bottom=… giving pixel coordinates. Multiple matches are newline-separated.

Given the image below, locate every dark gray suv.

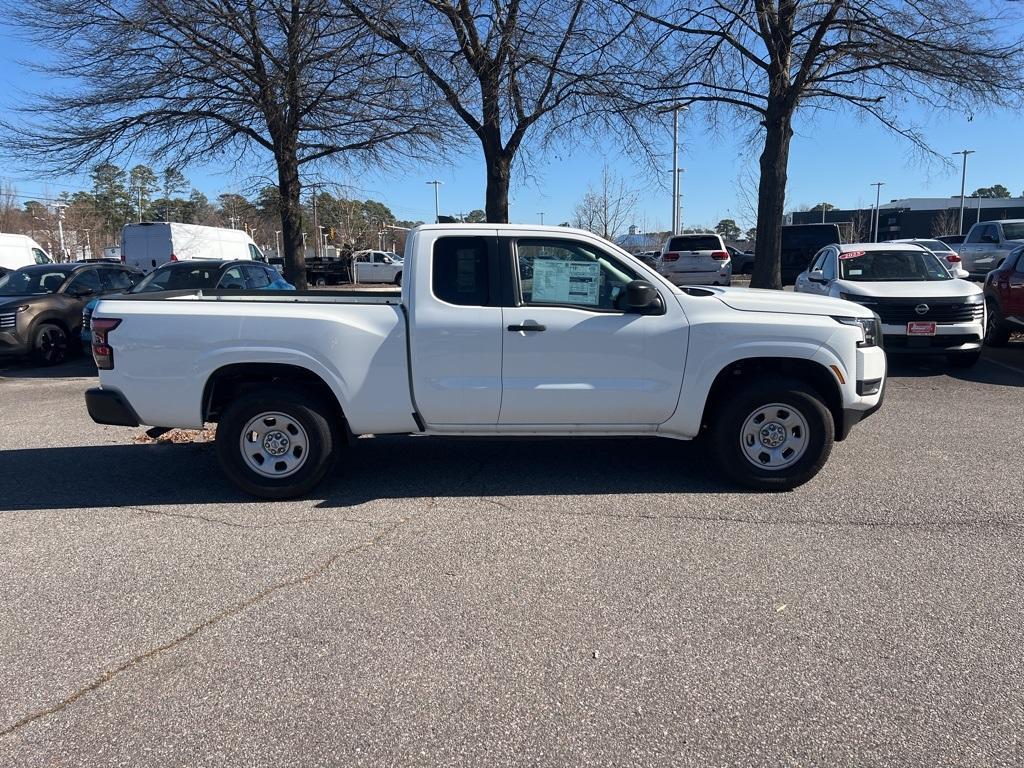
left=0, top=262, right=140, bottom=365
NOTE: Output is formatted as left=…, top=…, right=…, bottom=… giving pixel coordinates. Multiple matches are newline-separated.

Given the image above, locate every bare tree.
left=3, top=0, right=437, bottom=288
left=343, top=0, right=650, bottom=222
left=931, top=208, right=960, bottom=237
left=627, top=0, right=1024, bottom=288
left=571, top=166, right=640, bottom=240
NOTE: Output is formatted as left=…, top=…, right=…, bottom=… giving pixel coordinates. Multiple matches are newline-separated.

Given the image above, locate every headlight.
left=963, top=293, right=984, bottom=304
left=15, top=304, right=29, bottom=312
left=834, top=315, right=881, bottom=348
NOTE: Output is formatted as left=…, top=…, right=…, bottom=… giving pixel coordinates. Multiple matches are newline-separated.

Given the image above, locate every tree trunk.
left=483, top=148, right=511, bottom=223
left=751, top=108, right=795, bottom=290
left=276, top=152, right=307, bottom=290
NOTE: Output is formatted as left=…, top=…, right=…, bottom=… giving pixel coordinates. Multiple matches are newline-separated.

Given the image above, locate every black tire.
left=314, top=276, right=327, bottom=287
left=215, top=385, right=339, bottom=499
left=393, top=271, right=402, bottom=286
left=711, top=376, right=834, bottom=491
left=984, top=299, right=1010, bottom=347
left=947, top=350, right=982, bottom=369
left=31, top=322, right=69, bottom=366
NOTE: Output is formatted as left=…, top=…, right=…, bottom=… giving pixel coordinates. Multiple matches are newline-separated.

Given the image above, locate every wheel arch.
left=699, top=356, right=846, bottom=440
left=202, top=362, right=347, bottom=430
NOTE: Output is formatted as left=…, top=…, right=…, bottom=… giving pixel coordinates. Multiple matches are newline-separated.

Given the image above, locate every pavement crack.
left=123, top=505, right=372, bottom=530
left=0, top=516, right=410, bottom=739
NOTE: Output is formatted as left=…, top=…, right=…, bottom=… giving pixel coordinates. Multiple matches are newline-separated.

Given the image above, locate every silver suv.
left=657, top=233, right=732, bottom=286
left=959, top=220, right=1024, bottom=279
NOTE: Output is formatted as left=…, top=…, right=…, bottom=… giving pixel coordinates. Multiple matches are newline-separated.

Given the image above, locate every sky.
left=1, top=22, right=1022, bottom=233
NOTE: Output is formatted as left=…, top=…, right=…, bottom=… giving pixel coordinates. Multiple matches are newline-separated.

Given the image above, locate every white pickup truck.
left=85, top=224, right=887, bottom=499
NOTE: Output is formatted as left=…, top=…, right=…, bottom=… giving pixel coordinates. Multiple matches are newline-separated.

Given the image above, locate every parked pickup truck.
left=959, top=219, right=1024, bottom=279
left=85, top=224, right=887, bottom=499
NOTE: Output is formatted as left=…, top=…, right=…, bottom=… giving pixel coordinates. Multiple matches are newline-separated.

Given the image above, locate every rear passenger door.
left=408, top=233, right=504, bottom=425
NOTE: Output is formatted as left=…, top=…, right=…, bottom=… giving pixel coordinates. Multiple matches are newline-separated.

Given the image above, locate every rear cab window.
left=432, top=236, right=493, bottom=306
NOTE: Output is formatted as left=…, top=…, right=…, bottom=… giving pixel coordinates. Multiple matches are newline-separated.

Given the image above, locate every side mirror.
left=808, top=270, right=827, bottom=284
left=625, top=280, right=660, bottom=312
left=71, top=287, right=96, bottom=298
left=956, top=268, right=970, bottom=279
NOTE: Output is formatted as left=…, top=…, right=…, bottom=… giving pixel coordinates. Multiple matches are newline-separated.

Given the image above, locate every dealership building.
left=791, top=196, right=1024, bottom=240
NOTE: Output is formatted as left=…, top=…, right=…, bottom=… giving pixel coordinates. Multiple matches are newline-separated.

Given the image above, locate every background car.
left=351, top=249, right=403, bottom=284
left=726, top=246, right=755, bottom=275
left=959, top=220, right=1024, bottom=279
left=794, top=243, right=984, bottom=367
left=983, top=244, right=1024, bottom=346
left=81, top=260, right=294, bottom=349
left=633, top=250, right=660, bottom=268
left=0, top=262, right=140, bottom=365
left=657, top=233, right=732, bottom=286
left=886, top=238, right=964, bottom=276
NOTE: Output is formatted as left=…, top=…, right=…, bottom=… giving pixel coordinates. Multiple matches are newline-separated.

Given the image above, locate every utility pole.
left=311, top=188, right=319, bottom=259
left=871, top=182, right=885, bottom=242
left=274, top=230, right=281, bottom=257
left=56, top=204, right=67, bottom=261
left=821, top=204, right=827, bottom=224
left=666, top=105, right=688, bottom=235
left=426, top=180, right=442, bottom=223
left=953, top=150, right=975, bottom=235
left=138, top=187, right=143, bottom=223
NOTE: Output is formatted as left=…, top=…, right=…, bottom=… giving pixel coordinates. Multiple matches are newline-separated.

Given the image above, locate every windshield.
left=839, top=250, right=951, bottom=282
left=1001, top=223, right=1024, bottom=240
left=132, top=264, right=222, bottom=292
left=0, top=268, right=68, bottom=296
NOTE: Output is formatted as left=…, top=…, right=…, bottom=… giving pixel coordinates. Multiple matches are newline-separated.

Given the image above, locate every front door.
left=499, top=235, right=688, bottom=426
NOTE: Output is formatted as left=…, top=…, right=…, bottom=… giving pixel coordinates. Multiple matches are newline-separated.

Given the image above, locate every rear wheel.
left=215, top=386, right=338, bottom=499
left=31, top=323, right=69, bottom=366
left=394, top=271, right=402, bottom=286
left=984, top=300, right=1010, bottom=347
left=947, top=350, right=982, bottom=369
left=711, top=377, right=834, bottom=491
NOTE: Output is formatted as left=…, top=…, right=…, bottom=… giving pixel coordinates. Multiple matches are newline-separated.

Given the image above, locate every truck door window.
left=65, top=270, right=101, bottom=296
left=248, top=244, right=265, bottom=262
left=432, top=236, right=490, bottom=306
left=515, top=239, right=638, bottom=311
left=217, top=267, right=246, bottom=289
left=966, top=226, right=984, bottom=244
left=100, top=269, right=133, bottom=291
left=32, top=248, right=52, bottom=264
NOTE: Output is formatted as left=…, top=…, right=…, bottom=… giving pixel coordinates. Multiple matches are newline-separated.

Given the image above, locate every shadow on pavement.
left=0, top=356, right=97, bottom=380
left=0, top=435, right=746, bottom=511
left=887, top=350, right=1024, bottom=387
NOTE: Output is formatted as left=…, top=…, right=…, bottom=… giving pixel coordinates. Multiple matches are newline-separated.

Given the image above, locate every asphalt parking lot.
left=1, top=345, right=1023, bottom=767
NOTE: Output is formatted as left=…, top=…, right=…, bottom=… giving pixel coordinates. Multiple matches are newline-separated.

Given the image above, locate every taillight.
left=946, top=254, right=961, bottom=263
left=711, top=251, right=729, bottom=260
left=662, top=251, right=680, bottom=262
left=170, top=253, right=178, bottom=262
left=92, top=318, right=121, bottom=370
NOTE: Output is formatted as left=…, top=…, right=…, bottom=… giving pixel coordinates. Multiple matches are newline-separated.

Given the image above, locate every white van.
left=0, top=233, right=53, bottom=274
left=122, top=222, right=265, bottom=272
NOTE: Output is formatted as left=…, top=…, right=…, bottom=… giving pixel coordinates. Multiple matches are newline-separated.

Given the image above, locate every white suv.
left=658, top=233, right=732, bottom=286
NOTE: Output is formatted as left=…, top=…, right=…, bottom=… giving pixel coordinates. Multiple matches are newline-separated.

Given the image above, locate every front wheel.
left=711, top=377, right=834, bottom=491
left=215, top=386, right=339, bottom=499
left=31, top=322, right=70, bottom=366
left=984, top=300, right=1010, bottom=347
left=393, top=271, right=402, bottom=286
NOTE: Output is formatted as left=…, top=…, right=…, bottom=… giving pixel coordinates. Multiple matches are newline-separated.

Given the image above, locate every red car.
left=983, top=245, right=1024, bottom=346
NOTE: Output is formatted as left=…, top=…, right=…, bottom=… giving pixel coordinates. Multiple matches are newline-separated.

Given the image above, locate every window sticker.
left=531, top=259, right=601, bottom=305
left=839, top=251, right=866, bottom=260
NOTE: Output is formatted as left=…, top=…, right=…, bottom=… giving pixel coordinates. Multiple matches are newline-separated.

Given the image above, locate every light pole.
left=537, top=212, right=545, bottom=225
left=953, top=150, right=975, bottom=235
left=670, top=106, right=688, bottom=235
left=274, top=230, right=281, bottom=257
left=426, top=180, right=442, bottom=223
left=820, top=204, right=827, bottom=224
left=871, top=182, right=885, bottom=242
left=676, top=168, right=685, bottom=232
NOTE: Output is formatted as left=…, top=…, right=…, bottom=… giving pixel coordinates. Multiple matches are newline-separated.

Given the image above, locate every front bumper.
left=882, top=328, right=982, bottom=354
left=0, top=330, right=29, bottom=356
left=85, top=387, right=141, bottom=427
left=836, top=345, right=887, bottom=440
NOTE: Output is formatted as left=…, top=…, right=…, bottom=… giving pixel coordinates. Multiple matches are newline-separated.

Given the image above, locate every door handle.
left=507, top=323, right=546, bottom=332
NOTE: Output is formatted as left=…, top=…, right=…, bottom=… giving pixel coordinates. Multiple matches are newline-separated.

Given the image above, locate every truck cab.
left=960, top=220, right=1024, bottom=279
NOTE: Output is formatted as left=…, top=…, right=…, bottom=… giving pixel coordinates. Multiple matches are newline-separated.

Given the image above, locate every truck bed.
left=111, top=288, right=402, bottom=304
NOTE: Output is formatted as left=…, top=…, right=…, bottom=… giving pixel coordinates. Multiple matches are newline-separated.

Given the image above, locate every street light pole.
left=871, top=182, right=885, bottom=242
left=538, top=212, right=545, bottom=225
left=426, top=180, right=442, bottom=223
left=953, top=150, right=975, bottom=235
left=274, top=230, right=281, bottom=257
left=676, top=169, right=684, bottom=232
